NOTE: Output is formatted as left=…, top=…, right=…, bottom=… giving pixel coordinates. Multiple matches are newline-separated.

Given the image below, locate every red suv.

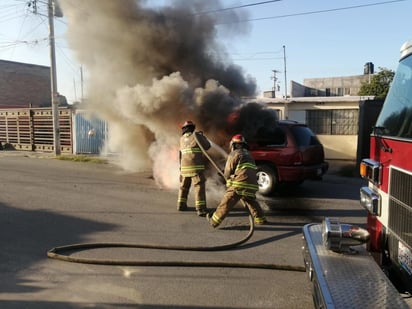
left=248, top=120, right=329, bottom=195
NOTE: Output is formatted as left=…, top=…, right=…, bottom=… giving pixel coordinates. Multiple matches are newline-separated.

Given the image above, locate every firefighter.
left=177, top=120, right=211, bottom=217
left=206, top=134, right=267, bottom=228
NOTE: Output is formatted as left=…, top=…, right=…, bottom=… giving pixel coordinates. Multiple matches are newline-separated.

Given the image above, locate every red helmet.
left=230, top=134, right=248, bottom=149
left=231, top=134, right=245, bottom=144
left=181, top=120, right=195, bottom=129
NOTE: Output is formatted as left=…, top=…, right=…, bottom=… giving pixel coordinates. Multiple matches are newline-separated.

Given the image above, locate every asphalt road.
left=0, top=152, right=367, bottom=308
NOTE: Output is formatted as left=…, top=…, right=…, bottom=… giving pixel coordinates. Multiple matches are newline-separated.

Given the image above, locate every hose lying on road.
left=46, top=134, right=305, bottom=272
left=47, top=214, right=303, bottom=272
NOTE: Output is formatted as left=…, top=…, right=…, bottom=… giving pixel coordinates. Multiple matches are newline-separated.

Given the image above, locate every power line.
left=233, top=56, right=284, bottom=61
left=0, top=11, right=28, bottom=23
left=218, top=0, right=407, bottom=24
left=19, top=16, right=48, bottom=41
left=232, top=53, right=283, bottom=61
left=0, top=0, right=32, bottom=22
left=193, top=0, right=282, bottom=15
left=55, top=44, right=81, bottom=74
left=233, top=50, right=284, bottom=55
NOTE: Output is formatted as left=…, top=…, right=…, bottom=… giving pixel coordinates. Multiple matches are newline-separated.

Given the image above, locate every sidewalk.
left=327, top=159, right=358, bottom=176
left=0, top=149, right=56, bottom=159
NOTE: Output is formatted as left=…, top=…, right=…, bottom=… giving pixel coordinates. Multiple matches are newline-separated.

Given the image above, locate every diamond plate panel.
left=305, top=224, right=409, bottom=309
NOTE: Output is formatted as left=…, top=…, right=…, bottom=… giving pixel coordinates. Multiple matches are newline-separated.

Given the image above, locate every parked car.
left=248, top=120, right=329, bottom=195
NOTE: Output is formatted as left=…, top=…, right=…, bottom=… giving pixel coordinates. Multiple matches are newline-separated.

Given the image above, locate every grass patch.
left=55, top=155, right=107, bottom=164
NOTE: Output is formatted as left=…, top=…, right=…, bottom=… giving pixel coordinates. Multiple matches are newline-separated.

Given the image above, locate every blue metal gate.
left=73, top=111, right=108, bottom=154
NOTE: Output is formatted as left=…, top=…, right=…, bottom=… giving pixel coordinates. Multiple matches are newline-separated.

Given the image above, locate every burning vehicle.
left=226, top=105, right=329, bottom=195
left=248, top=120, right=328, bottom=195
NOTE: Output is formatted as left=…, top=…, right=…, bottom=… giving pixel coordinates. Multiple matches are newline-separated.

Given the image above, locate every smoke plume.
left=59, top=0, right=277, bottom=189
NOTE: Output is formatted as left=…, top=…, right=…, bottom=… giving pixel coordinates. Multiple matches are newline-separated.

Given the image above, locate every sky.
left=0, top=0, right=411, bottom=103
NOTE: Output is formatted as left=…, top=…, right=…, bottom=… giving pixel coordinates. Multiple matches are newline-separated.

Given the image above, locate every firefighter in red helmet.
left=177, top=120, right=211, bottom=216
left=207, top=134, right=267, bottom=227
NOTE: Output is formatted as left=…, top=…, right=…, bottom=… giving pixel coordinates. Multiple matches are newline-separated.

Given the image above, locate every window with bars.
left=306, top=109, right=359, bottom=135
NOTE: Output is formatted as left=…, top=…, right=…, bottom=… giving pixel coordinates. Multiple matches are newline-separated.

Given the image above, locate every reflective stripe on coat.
left=224, top=148, right=258, bottom=197
left=179, top=131, right=211, bottom=177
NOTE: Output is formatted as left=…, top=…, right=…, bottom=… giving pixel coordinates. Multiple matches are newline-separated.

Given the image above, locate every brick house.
left=0, top=59, right=51, bottom=108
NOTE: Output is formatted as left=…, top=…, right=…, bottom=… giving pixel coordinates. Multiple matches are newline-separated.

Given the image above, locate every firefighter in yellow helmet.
left=206, top=134, right=267, bottom=227
left=177, top=120, right=211, bottom=216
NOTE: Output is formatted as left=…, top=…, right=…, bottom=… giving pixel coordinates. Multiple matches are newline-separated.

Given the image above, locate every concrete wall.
left=0, top=60, right=51, bottom=107
left=318, top=135, right=358, bottom=160
left=303, top=74, right=370, bottom=96
left=255, top=97, right=374, bottom=160
left=285, top=99, right=360, bottom=160
left=290, top=80, right=306, bottom=98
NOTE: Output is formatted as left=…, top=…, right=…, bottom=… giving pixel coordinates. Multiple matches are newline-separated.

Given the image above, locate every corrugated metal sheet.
left=73, top=111, right=107, bottom=154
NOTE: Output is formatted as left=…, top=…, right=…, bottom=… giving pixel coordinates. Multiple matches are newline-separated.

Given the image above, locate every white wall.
left=318, top=135, right=358, bottom=160
left=287, top=110, right=306, bottom=123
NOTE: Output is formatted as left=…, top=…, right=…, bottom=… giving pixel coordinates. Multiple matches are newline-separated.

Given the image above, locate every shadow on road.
left=270, top=174, right=366, bottom=200
left=0, top=201, right=116, bottom=296
left=0, top=301, right=212, bottom=309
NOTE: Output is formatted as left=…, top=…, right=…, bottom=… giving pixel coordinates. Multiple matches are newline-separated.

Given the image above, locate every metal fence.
left=0, top=107, right=110, bottom=155
left=0, top=107, right=72, bottom=153
left=306, top=109, right=359, bottom=135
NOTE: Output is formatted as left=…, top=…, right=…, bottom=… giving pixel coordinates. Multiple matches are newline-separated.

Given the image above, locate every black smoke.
left=59, top=0, right=278, bottom=186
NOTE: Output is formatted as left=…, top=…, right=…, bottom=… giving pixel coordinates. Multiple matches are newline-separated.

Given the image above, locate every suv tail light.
left=292, top=151, right=303, bottom=166
left=367, top=213, right=383, bottom=252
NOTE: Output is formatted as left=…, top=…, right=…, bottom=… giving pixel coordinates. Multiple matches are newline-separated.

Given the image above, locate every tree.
left=358, top=67, right=395, bottom=100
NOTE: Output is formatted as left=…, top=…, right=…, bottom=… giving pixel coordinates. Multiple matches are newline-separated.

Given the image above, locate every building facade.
left=259, top=64, right=379, bottom=161
left=0, top=60, right=51, bottom=108
left=254, top=96, right=379, bottom=161
left=301, top=74, right=371, bottom=97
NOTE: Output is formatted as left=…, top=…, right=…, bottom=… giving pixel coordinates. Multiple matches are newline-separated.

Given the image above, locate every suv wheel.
left=256, top=165, right=277, bottom=196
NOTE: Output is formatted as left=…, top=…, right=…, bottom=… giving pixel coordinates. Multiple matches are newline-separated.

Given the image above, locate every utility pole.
left=80, top=66, right=84, bottom=102
left=271, top=70, right=280, bottom=98
left=283, top=45, right=287, bottom=99
left=48, top=0, right=60, bottom=155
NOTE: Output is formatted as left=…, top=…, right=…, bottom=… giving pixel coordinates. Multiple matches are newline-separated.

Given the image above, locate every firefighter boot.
left=206, top=212, right=220, bottom=228
left=196, top=208, right=208, bottom=217
left=177, top=203, right=188, bottom=211
left=254, top=216, right=267, bottom=225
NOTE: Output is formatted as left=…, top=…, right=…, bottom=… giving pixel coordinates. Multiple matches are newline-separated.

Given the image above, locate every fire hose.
left=46, top=133, right=305, bottom=272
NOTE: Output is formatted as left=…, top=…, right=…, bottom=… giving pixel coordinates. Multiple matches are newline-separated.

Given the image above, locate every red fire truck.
left=302, top=40, right=412, bottom=308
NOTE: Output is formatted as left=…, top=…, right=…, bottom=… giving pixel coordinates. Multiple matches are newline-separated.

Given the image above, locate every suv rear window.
left=290, top=126, right=321, bottom=147
left=254, top=126, right=286, bottom=146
